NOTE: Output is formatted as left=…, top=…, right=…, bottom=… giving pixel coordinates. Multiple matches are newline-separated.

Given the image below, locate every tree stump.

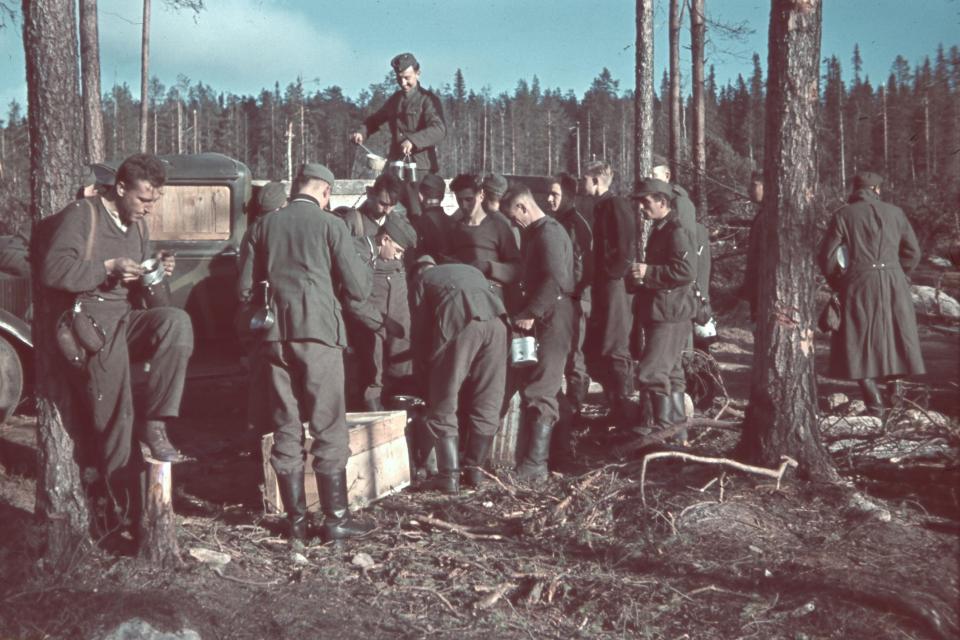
left=138, top=446, right=181, bottom=567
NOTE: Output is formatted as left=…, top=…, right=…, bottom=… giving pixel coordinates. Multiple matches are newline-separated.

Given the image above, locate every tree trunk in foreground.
left=690, top=0, right=706, bottom=217
left=79, top=0, right=105, bottom=162
left=668, top=0, right=682, bottom=177
left=634, top=0, right=654, bottom=247
left=139, top=0, right=150, bottom=152
left=739, top=0, right=838, bottom=482
left=23, top=0, right=91, bottom=563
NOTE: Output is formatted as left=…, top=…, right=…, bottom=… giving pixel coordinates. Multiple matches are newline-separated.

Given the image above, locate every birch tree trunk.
left=22, top=0, right=91, bottom=564
left=738, top=0, right=838, bottom=482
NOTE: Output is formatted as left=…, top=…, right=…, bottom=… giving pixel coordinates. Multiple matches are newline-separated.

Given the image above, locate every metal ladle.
left=249, top=281, right=275, bottom=331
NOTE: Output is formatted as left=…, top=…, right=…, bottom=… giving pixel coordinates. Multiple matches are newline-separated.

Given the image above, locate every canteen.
left=138, top=258, right=172, bottom=308
left=510, top=335, right=538, bottom=367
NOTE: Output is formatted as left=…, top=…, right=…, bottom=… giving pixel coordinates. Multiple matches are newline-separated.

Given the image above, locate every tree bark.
left=139, top=0, right=149, bottom=152
left=690, top=0, right=707, bottom=216
left=78, top=0, right=104, bottom=162
left=739, top=0, right=838, bottom=482
left=22, top=0, right=91, bottom=563
left=635, top=0, right=654, bottom=247
left=668, top=0, right=682, bottom=177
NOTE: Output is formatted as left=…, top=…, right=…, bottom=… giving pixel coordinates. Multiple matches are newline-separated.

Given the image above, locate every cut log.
left=490, top=392, right=522, bottom=467
left=138, top=446, right=181, bottom=567
left=262, top=411, right=409, bottom=514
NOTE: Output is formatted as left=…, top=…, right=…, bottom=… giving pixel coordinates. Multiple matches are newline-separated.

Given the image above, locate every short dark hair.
left=501, top=184, right=533, bottom=209
left=116, top=153, right=166, bottom=189
left=553, top=172, right=578, bottom=198
left=450, top=174, right=482, bottom=194
left=371, top=173, right=402, bottom=202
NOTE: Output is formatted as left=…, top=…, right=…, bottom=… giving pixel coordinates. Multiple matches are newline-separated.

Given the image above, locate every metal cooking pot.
left=139, top=258, right=172, bottom=308
left=510, top=335, right=538, bottom=367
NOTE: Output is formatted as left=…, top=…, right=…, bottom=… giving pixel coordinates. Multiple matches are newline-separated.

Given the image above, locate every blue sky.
left=0, top=0, right=957, bottom=119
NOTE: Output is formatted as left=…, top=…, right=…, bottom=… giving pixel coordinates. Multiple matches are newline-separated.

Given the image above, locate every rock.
left=291, top=552, right=309, bottom=566
left=911, top=285, right=960, bottom=319
left=187, top=547, right=231, bottom=567
left=847, top=399, right=867, bottom=415
left=101, top=619, right=201, bottom=640
left=351, top=552, right=375, bottom=570
left=825, top=392, right=850, bottom=411
left=847, top=493, right=892, bottom=522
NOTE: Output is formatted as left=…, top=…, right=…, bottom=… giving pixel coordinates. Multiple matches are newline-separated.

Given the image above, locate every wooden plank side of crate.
left=262, top=410, right=409, bottom=514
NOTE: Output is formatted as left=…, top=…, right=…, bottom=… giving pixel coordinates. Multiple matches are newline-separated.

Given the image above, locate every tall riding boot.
left=276, top=469, right=307, bottom=541
left=316, top=469, right=375, bottom=541
left=419, top=436, right=460, bottom=494
left=566, top=378, right=589, bottom=412
left=462, top=434, right=494, bottom=488
left=648, top=392, right=676, bottom=443
left=140, top=419, right=180, bottom=462
left=517, top=422, right=554, bottom=483
left=669, top=390, right=689, bottom=445
left=859, top=378, right=885, bottom=418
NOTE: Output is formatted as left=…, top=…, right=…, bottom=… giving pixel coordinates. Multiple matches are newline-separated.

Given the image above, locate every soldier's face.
left=369, top=188, right=397, bottom=217
left=579, top=176, right=598, bottom=197
left=455, top=189, right=483, bottom=216
left=117, top=179, right=162, bottom=224
left=396, top=66, right=420, bottom=94
left=378, top=235, right=404, bottom=261
left=547, top=183, right=563, bottom=212
left=504, top=200, right=531, bottom=228
left=639, top=195, right=669, bottom=220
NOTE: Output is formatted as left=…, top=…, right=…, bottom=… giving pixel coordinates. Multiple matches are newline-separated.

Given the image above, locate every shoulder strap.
left=83, top=198, right=97, bottom=261
left=136, top=219, right=148, bottom=260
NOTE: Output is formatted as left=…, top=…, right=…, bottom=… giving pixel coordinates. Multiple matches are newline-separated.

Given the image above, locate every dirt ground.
left=0, top=303, right=957, bottom=640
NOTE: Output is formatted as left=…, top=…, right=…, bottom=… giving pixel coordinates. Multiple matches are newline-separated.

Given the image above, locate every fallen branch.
left=476, top=466, right=517, bottom=496
left=413, top=515, right=505, bottom=541
left=211, top=565, right=280, bottom=587
left=398, top=585, right=461, bottom=618
left=545, top=471, right=604, bottom=525
left=474, top=582, right=517, bottom=610
left=639, top=452, right=798, bottom=509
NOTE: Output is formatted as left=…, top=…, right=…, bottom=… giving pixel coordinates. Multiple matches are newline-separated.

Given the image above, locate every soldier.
left=237, top=163, right=374, bottom=542
left=255, top=181, right=287, bottom=220
left=41, top=153, right=194, bottom=518
left=651, top=164, right=696, bottom=231
left=547, top=173, right=594, bottom=411
left=412, top=173, right=450, bottom=261
left=817, top=171, right=924, bottom=418
left=629, top=178, right=697, bottom=442
left=581, top=160, right=636, bottom=428
left=502, top=184, right=574, bottom=482
left=344, top=173, right=419, bottom=410
left=740, top=171, right=765, bottom=321
left=446, top=173, right=521, bottom=304
left=411, top=258, right=508, bottom=494
left=350, top=52, right=446, bottom=174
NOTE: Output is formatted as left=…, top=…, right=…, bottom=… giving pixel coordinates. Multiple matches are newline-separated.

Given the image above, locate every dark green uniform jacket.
left=633, top=210, right=697, bottom=323
left=671, top=183, right=697, bottom=232
left=818, top=189, right=924, bottom=379
left=237, top=196, right=371, bottom=346
left=363, top=85, right=446, bottom=173
left=515, top=216, right=574, bottom=320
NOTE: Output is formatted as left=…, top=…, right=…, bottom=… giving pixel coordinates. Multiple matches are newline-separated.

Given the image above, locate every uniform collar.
left=291, top=194, right=321, bottom=207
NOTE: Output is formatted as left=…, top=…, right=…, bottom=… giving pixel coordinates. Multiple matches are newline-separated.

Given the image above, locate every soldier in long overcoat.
left=817, top=171, right=925, bottom=417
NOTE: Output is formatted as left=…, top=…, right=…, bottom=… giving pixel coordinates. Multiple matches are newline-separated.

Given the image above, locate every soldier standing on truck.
left=350, top=52, right=446, bottom=175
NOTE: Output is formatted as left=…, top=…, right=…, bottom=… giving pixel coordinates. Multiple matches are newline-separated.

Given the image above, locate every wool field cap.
left=378, top=215, right=418, bottom=250
left=633, top=178, right=676, bottom=200
left=852, top=171, right=883, bottom=190
left=482, top=173, right=508, bottom=198
left=297, top=163, right=335, bottom=185
left=81, top=166, right=97, bottom=187
left=419, top=173, right=446, bottom=199
left=391, top=52, right=419, bottom=73
left=258, top=181, right=288, bottom=212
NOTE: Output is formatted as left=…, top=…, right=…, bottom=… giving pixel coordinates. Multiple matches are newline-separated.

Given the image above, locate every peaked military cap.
left=258, top=181, right=288, bottom=212
left=391, top=52, right=419, bottom=73
left=297, top=163, right=335, bottom=185
left=633, top=178, right=675, bottom=201
left=852, top=171, right=883, bottom=190
left=419, top=173, right=446, bottom=199
left=378, top=215, right=418, bottom=250
left=482, top=173, right=508, bottom=198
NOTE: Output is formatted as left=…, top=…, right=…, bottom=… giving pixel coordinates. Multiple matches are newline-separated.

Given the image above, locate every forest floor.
left=0, top=297, right=957, bottom=640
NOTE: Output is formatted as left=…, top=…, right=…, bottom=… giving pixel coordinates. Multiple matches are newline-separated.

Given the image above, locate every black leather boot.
left=859, top=378, right=885, bottom=418
left=419, top=436, right=460, bottom=494
left=462, top=434, right=494, bottom=488
left=670, top=390, right=689, bottom=444
left=517, top=422, right=554, bottom=483
left=316, top=469, right=375, bottom=542
left=140, top=420, right=180, bottom=462
left=648, top=392, right=675, bottom=439
left=566, top=378, right=590, bottom=411
left=276, top=469, right=307, bottom=541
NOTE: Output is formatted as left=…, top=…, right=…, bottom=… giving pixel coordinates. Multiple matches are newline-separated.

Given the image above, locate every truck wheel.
left=0, top=335, right=24, bottom=423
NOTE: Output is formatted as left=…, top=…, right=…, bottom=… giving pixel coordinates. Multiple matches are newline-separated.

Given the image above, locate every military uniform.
left=447, top=211, right=522, bottom=304
left=555, top=202, right=594, bottom=407
left=362, top=85, right=446, bottom=174
left=818, top=184, right=924, bottom=388
left=412, top=262, right=508, bottom=491
left=586, top=191, right=636, bottom=412
left=41, top=197, right=194, bottom=477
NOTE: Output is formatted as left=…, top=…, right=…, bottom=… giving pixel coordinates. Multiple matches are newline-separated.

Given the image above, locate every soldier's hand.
left=513, top=318, right=535, bottom=331
left=630, top=262, right=648, bottom=282
left=400, top=139, right=414, bottom=156
left=158, top=250, right=176, bottom=276
left=105, top=257, right=143, bottom=282
left=350, top=132, right=364, bottom=145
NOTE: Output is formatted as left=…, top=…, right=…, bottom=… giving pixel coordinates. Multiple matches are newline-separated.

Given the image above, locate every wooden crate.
left=262, top=411, right=409, bottom=514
